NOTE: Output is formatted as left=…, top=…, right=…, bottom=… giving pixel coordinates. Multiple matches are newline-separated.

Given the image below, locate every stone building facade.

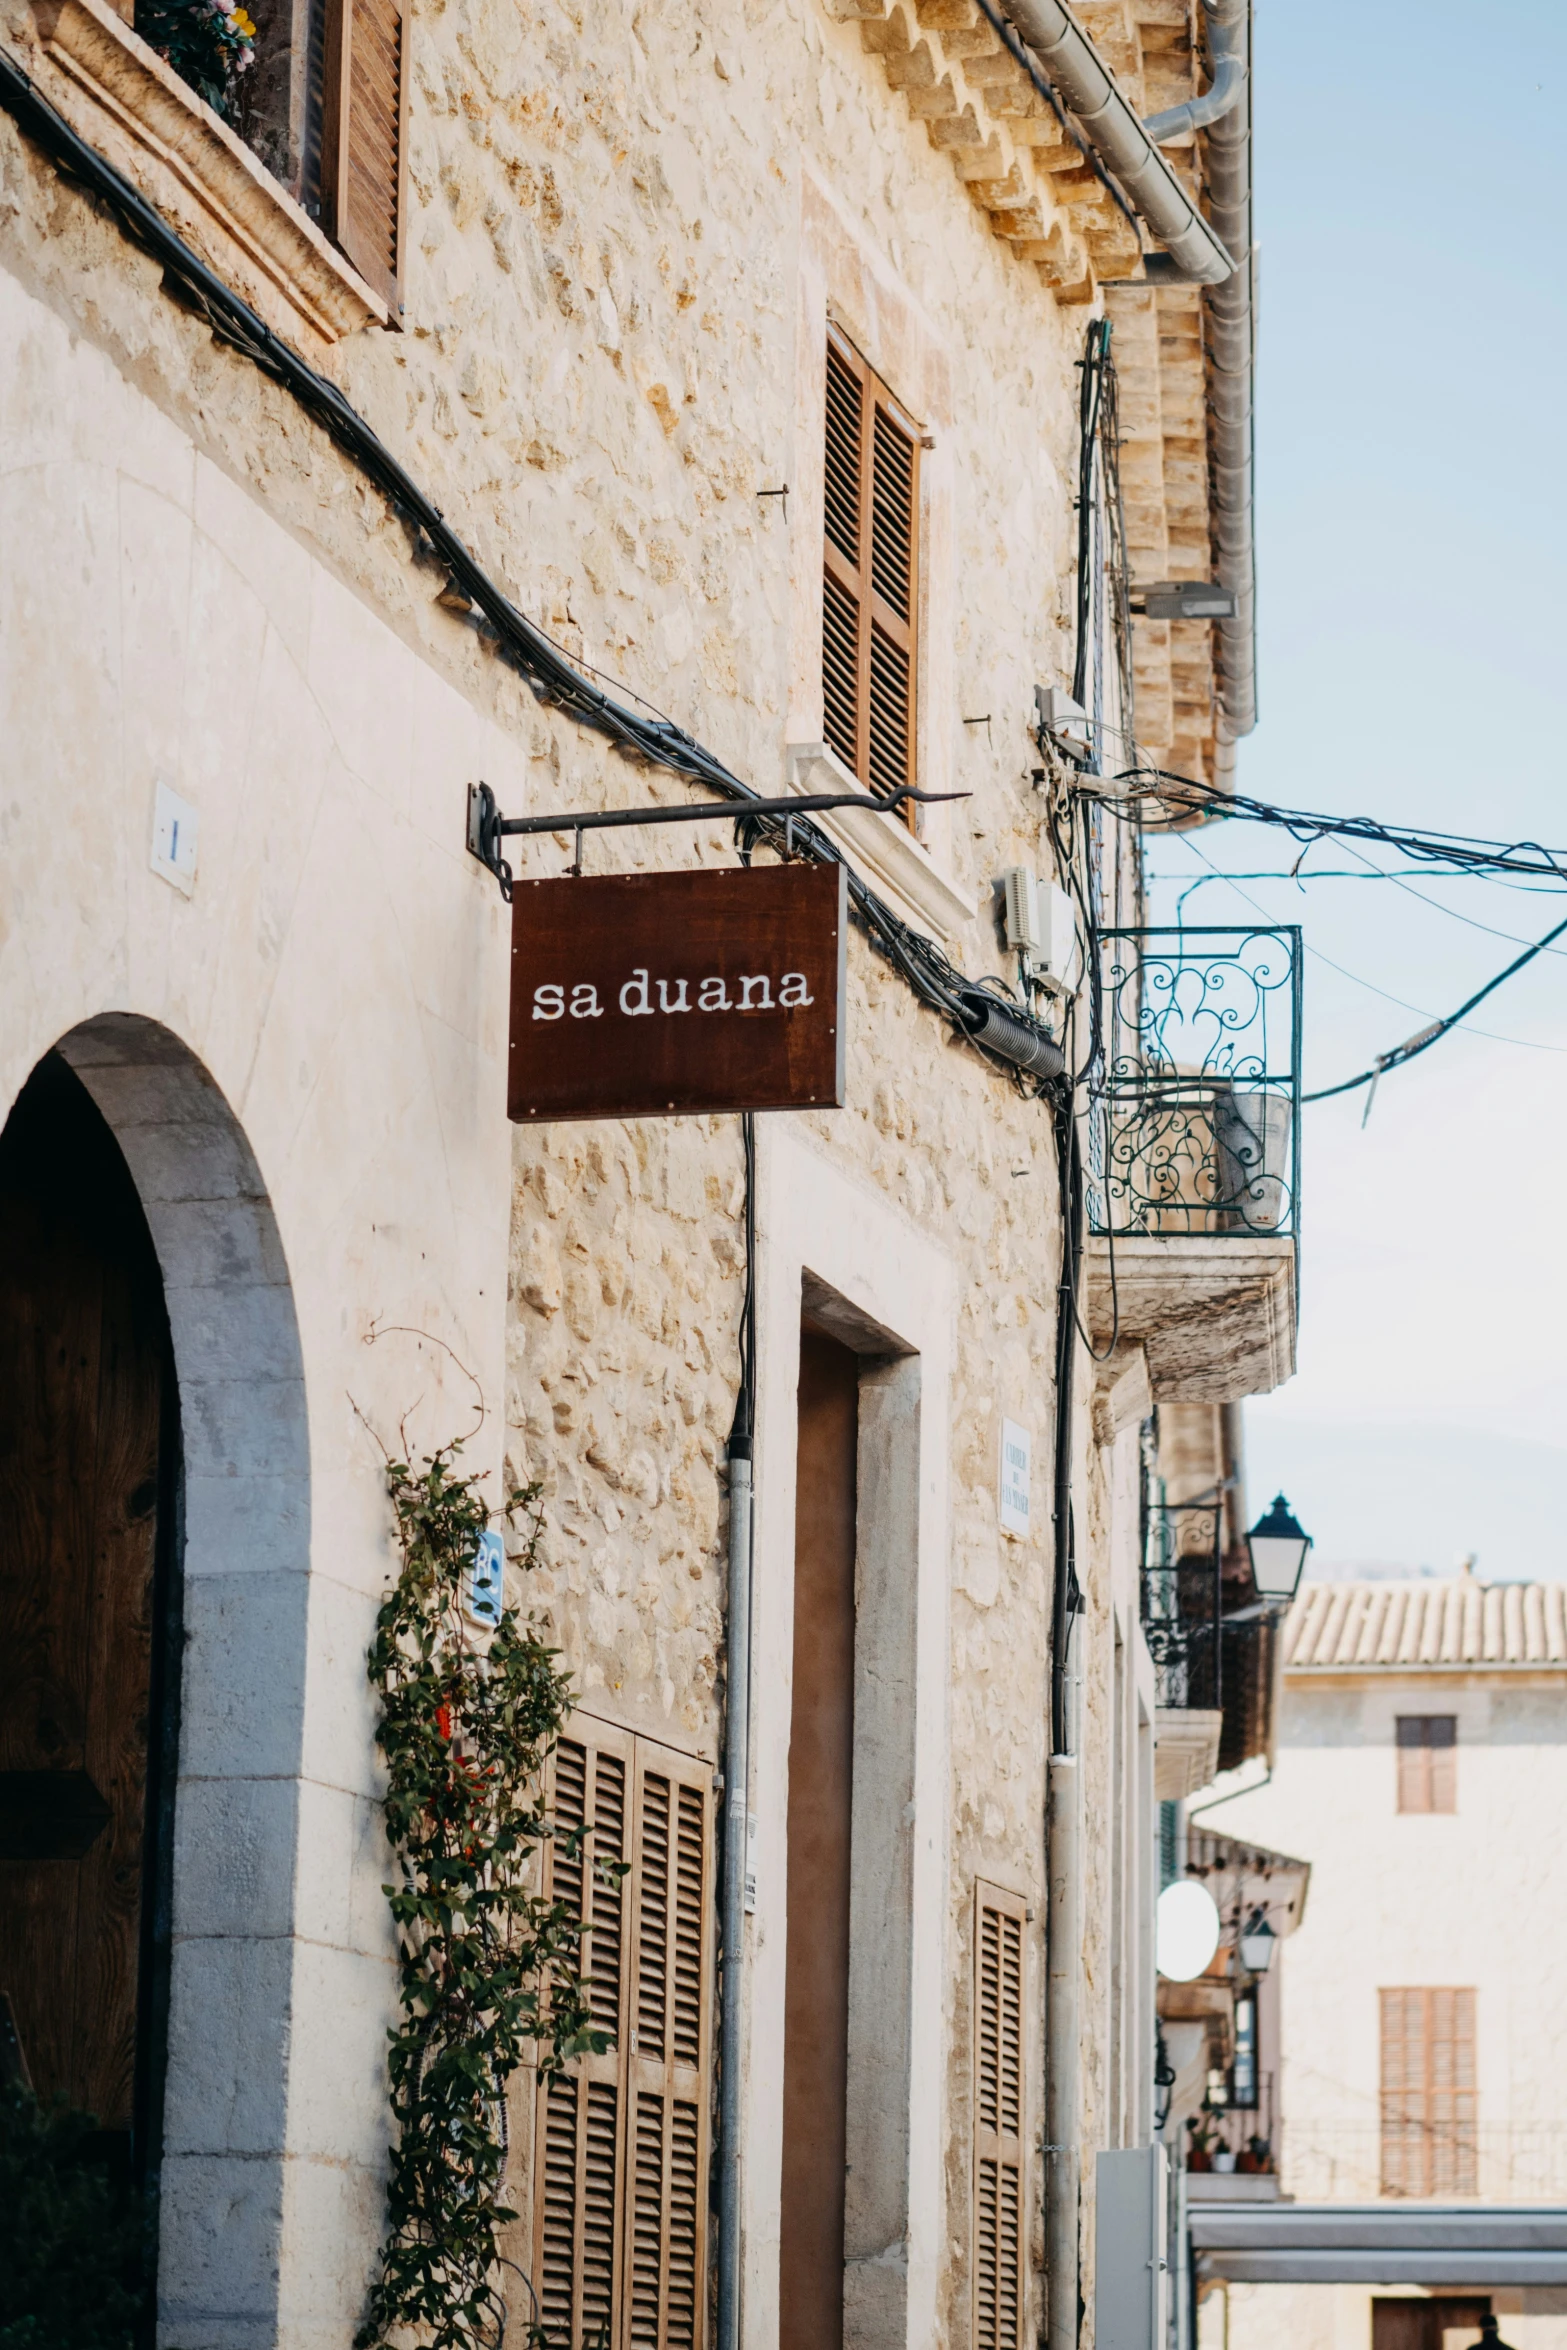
left=0, top=0, right=1287, bottom=2345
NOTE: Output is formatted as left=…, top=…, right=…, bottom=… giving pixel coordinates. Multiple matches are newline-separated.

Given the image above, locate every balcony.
left=1083, top=926, right=1301, bottom=1403
left=1145, top=1493, right=1225, bottom=1793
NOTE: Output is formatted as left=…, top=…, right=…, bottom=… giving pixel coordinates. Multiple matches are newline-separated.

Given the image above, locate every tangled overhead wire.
left=1083, top=768, right=1567, bottom=888
left=1078, top=770, right=1567, bottom=1104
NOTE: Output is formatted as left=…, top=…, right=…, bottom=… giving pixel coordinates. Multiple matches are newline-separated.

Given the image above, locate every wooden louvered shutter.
left=534, top=1721, right=714, bottom=2350
left=536, top=1722, right=633, bottom=2350
left=321, top=0, right=409, bottom=311
left=1379, top=1987, right=1477, bottom=2198
left=625, top=1747, right=714, bottom=2350
left=1395, top=1717, right=1457, bottom=1814
left=973, top=1884, right=1027, bottom=2350
left=822, top=330, right=920, bottom=826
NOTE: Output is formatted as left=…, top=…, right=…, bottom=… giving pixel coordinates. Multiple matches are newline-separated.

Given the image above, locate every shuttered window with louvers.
left=536, top=1721, right=633, bottom=2350
left=822, top=330, right=920, bottom=826
left=626, top=1757, right=712, bottom=2350
left=321, top=0, right=409, bottom=310
left=534, top=1719, right=715, bottom=2350
left=973, top=1884, right=1027, bottom=2350
left=1380, top=1987, right=1477, bottom=2198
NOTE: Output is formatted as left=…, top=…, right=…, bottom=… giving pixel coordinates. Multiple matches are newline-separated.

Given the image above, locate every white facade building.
left=1208, top=1570, right=1567, bottom=2350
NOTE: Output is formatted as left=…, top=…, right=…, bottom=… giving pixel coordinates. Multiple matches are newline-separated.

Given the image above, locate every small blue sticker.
left=467, top=1529, right=505, bottom=1627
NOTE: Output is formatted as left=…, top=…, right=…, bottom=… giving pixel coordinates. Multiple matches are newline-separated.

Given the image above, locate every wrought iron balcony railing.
left=1087, top=926, right=1303, bottom=1242
left=1142, top=1496, right=1224, bottom=1714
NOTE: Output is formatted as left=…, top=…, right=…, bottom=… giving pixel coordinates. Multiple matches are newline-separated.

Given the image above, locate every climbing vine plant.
left=358, top=1445, right=607, bottom=2350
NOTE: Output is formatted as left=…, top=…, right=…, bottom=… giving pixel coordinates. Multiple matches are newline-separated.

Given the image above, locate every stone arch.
left=50, top=1014, right=312, bottom=2344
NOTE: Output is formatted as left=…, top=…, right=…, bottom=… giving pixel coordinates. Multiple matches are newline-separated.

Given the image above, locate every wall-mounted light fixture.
left=1130, top=580, right=1238, bottom=620
left=1245, top=1493, right=1312, bottom=1602
left=1237, top=1907, right=1278, bottom=1975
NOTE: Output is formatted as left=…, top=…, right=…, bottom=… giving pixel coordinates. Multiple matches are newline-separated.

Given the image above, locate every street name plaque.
left=508, top=862, right=847, bottom=1122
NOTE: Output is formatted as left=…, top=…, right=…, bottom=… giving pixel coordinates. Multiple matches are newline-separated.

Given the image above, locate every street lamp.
left=1246, top=1493, right=1312, bottom=1602
left=1237, top=1907, right=1277, bottom=1975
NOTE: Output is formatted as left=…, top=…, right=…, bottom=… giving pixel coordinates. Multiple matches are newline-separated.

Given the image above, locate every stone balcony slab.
left=1085, top=1234, right=1296, bottom=1403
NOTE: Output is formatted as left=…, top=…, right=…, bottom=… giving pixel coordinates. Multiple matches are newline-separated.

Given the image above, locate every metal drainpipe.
left=718, top=1111, right=757, bottom=2350
left=997, top=0, right=1235, bottom=284
left=1200, top=0, right=1257, bottom=779
left=1046, top=1735, right=1082, bottom=2350
left=717, top=1435, right=753, bottom=2350
left=1142, top=0, right=1246, bottom=142
left=1046, top=1103, right=1084, bottom=2350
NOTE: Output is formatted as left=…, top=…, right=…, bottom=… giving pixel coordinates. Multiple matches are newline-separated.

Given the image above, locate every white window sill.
left=784, top=743, right=976, bottom=946
left=28, top=0, right=386, bottom=344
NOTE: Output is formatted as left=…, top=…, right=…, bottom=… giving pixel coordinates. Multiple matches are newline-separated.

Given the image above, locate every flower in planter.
left=139, top=0, right=255, bottom=123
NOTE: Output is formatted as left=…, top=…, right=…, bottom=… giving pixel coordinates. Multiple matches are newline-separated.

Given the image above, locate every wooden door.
left=0, top=1054, right=175, bottom=2157
left=779, top=1328, right=859, bottom=2350
left=1373, top=2301, right=1490, bottom=2350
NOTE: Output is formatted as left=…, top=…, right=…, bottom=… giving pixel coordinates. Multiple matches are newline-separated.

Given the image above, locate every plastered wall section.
left=1213, top=2283, right=1567, bottom=2350
left=1217, top=1668, right=1567, bottom=2208
left=0, top=264, right=519, bottom=2350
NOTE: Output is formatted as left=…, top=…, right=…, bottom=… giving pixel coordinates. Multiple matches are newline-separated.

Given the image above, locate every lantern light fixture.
left=1246, top=1492, right=1313, bottom=1602
left=1238, top=1907, right=1278, bottom=1975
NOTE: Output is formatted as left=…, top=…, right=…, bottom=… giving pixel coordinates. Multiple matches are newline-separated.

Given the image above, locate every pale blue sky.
left=1144, top=1, right=1567, bottom=1577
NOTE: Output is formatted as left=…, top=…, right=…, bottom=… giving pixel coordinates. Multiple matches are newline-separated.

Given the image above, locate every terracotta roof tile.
left=1283, top=1577, right=1567, bottom=1671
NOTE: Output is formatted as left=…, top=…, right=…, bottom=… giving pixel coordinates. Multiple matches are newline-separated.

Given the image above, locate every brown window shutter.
left=1428, top=1716, right=1457, bottom=1814
left=1396, top=1716, right=1457, bottom=1814
left=535, top=1721, right=715, bottom=2350
left=321, top=0, right=409, bottom=311
left=822, top=330, right=919, bottom=826
left=1395, top=1718, right=1430, bottom=1814
left=1380, top=1987, right=1477, bottom=2197
left=535, top=1722, right=634, bottom=2348
left=625, top=1749, right=714, bottom=2350
left=974, top=1883, right=1027, bottom=2350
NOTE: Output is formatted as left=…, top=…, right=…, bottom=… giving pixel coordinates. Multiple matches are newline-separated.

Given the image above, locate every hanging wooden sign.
left=508, top=862, right=847, bottom=1122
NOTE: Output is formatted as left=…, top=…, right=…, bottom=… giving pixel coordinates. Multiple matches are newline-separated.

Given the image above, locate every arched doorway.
left=0, top=1050, right=181, bottom=2180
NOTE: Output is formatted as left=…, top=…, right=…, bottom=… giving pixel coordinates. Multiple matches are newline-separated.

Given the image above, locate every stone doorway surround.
left=746, top=1121, right=958, bottom=2350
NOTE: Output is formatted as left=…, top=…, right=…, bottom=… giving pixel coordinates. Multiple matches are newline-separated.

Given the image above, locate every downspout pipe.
left=1046, top=1746, right=1082, bottom=2350
left=1201, top=0, right=1257, bottom=773
left=717, top=1113, right=758, bottom=2350
left=717, top=1436, right=752, bottom=2350
left=997, top=0, right=1235, bottom=284
left=1142, top=0, right=1245, bottom=143
left=1046, top=1100, right=1085, bottom=2350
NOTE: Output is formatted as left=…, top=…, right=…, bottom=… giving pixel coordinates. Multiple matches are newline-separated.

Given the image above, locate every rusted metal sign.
left=508, top=863, right=847, bottom=1122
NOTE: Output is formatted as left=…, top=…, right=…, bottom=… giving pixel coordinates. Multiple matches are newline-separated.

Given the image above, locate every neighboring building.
left=1201, top=1570, right=1567, bottom=2350
left=1162, top=1824, right=1310, bottom=2183
left=0, top=3, right=1282, bottom=2349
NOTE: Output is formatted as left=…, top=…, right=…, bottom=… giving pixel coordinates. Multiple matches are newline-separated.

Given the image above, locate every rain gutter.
left=996, top=0, right=1235, bottom=284
left=1198, top=0, right=1257, bottom=774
